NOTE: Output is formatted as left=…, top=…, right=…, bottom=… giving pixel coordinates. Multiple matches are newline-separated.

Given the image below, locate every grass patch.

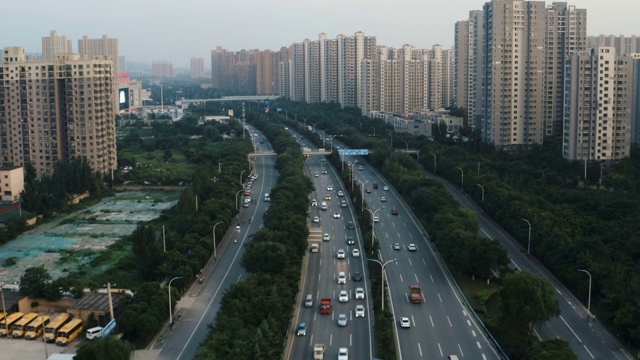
left=451, top=271, right=499, bottom=317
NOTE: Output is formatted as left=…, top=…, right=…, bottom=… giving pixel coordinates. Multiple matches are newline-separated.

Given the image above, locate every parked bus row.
left=0, top=312, right=84, bottom=345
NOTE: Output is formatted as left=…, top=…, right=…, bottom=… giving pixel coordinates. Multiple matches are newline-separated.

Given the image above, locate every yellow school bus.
left=24, top=315, right=50, bottom=340
left=44, top=313, right=71, bottom=343
left=12, top=312, right=39, bottom=338
left=55, top=318, right=83, bottom=346
left=0, top=312, right=24, bottom=336
left=0, top=312, right=5, bottom=323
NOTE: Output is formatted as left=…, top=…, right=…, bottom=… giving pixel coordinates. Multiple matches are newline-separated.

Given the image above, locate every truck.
left=409, top=284, right=424, bottom=303
left=313, top=343, right=325, bottom=359
left=319, top=298, right=332, bottom=314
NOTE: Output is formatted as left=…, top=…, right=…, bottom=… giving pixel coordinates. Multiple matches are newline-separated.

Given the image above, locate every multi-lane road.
left=156, top=127, right=277, bottom=360
left=429, top=168, right=630, bottom=360
left=287, top=133, right=373, bottom=360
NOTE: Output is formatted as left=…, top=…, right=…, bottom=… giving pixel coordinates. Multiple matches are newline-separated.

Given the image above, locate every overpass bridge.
left=178, top=95, right=280, bottom=106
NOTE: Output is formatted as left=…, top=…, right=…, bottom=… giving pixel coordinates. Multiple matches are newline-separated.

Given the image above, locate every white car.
left=352, top=248, right=360, bottom=258
left=383, top=185, right=389, bottom=191
left=400, top=317, right=411, bottom=328
left=321, top=170, right=327, bottom=174
left=323, top=233, right=330, bottom=241
left=314, top=172, right=319, bottom=178
left=327, top=185, right=333, bottom=191
left=333, top=212, right=341, bottom=219
left=380, top=196, right=387, bottom=202
left=337, top=313, right=347, bottom=327
left=313, top=216, right=320, bottom=223
left=355, top=287, right=365, bottom=299
left=339, top=290, right=349, bottom=303
left=312, top=199, right=318, bottom=206
left=355, top=305, right=365, bottom=318
left=408, top=244, right=417, bottom=251
left=373, top=216, right=379, bottom=223
left=338, top=347, right=348, bottom=360
left=337, top=190, right=344, bottom=197
left=337, top=249, right=345, bottom=259
left=337, top=272, right=347, bottom=285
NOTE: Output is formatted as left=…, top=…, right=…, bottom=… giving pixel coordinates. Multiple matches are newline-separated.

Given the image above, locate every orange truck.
left=409, top=285, right=424, bottom=303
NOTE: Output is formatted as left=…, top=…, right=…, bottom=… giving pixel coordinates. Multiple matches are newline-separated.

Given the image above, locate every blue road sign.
left=338, top=149, right=369, bottom=156
left=103, top=318, right=117, bottom=337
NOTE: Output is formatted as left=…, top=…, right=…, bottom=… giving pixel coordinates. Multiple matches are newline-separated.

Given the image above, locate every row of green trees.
left=195, top=110, right=313, bottom=358
left=275, top=99, right=575, bottom=359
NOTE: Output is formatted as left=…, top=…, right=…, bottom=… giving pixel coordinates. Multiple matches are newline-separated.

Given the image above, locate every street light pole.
left=213, top=221, right=224, bottom=260
left=235, top=189, right=244, bottom=210
left=403, top=140, right=408, bottom=152
left=240, top=170, right=247, bottom=187
left=168, top=276, right=184, bottom=329
left=521, top=218, right=532, bottom=255
left=366, top=258, right=397, bottom=312
left=476, top=184, right=485, bottom=202
left=358, top=180, right=370, bottom=209
left=363, top=208, right=381, bottom=249
left=430, top=152, right=437, bottom=174
left=577, top=269, right=592, bottom=317
left=456, top=167, right=464, bottom=189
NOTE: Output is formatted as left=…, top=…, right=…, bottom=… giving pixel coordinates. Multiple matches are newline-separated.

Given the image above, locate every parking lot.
left=1, top=335, right=81, bottom=360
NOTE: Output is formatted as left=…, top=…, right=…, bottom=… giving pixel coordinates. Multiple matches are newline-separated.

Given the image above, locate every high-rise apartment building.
left=256, top=50, right=277, bottom=95
left=588, top=35, right=640, bottom=55
left=632, top=54, right=640, bottom=145
left=563, top=47, right=633, bottom=161
left=0, top=47, right=117, bottom=176
left=41, top=30, right=72, bottom=61
left=78, top=35, right=120, bottom=79
left=481, top=0, right=547, bottom=148
left=455, top=10, right=485, bottom=130
left=190, top=57, right=205, bottom=79
left=152, top=61, right=174, bottom=77
left=544, top=2, right=587, bottom=136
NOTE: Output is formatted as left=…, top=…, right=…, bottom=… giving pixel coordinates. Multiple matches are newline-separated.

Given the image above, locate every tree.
left=75, top=336, right=134, bottom=360
left=524, top=339, right=577, bottom=360
left=19, top=266, right=53, bottom=299
left=499, top=271, right=560, bottom=334
left=131, top=224, right=162, bottom=281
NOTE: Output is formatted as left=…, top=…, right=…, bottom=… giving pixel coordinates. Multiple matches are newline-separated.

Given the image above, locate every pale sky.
left=2, top=0, right=638, bottom=68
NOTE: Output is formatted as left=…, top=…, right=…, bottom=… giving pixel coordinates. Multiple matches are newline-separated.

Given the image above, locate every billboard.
left=118, top=88, right=130, bottom=111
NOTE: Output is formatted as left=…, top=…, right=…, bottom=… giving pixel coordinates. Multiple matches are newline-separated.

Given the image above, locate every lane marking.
left=583, top=344, right=595, bottom=359
left=408, top=258, right=413, bottom=266
left=447, top=316, right=453, bottom=327
left=476, top=341, right=482, bottom=349
left=418, top=343, right=423, bottom=357
left=430, top=315, right=435, bottom=327
left=438, top=293, right=443, bottom=303
left=458, top=344, right=464, bottom=357
left=560, top=315, right=583, bottom=343
left=438, top=343, right=443, bottom=357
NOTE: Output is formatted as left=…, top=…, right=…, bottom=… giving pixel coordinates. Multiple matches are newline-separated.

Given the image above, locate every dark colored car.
left=373, top=183, right=379, bottom=189
left=352, top=271, right=362, bottom=281
left=391, top=209, right=399, bottom=215
left=347, top=237, right=355, bottom=245
left=347, top=221, right=355, bottom=230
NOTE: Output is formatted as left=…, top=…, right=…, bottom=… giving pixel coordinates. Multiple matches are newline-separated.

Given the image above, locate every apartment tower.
left=563, top=47, right=633, bottom=161
left=190, top=57, right=205, bottom=79
left=0, top=47, right=117, bottom=176
left=41, top=30, right=72, bottom=61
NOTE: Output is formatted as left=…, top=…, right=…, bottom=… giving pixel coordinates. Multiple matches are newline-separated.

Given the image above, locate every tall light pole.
left=476, top=184, right=485, bottom=202
left=456, top=167, right=464, bottom=189
left=363, top=208, right=381, bottom=249
left=430, top=152, right=437, bottom=174
left=213, top=221, right=224, bottom=260
left=168, top=276, right=184, bottom=329
left=240, top=170, right=247, bottom=187
left=366, top=258, right=397, bottom=312
left=235, top=189, right=244, bottom=210
left=403, top=140, right=409, bottom=152
left=358, top=180, right=370, bottom=208
left=577, top=269, right=592, bottom=318
left=311, top=123, right=317, bottom=132
left=328, top=135, right=336, bottom=152
left=521, top=218, right=532, bottom=255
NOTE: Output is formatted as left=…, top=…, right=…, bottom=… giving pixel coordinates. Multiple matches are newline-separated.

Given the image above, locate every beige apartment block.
left=0, top=47, right=117, bottom=176
left=190, top=57, right=205, bottom=79
left=0, top=166, right=24, bottom=203
left=563, top=47, right=633, bottom=161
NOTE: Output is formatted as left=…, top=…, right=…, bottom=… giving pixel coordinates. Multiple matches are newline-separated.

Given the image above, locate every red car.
left=365, top=188, right=372, bottom=193
left=391, top=209, right=399, bottom=215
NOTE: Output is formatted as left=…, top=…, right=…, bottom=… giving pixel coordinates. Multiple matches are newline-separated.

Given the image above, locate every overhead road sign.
left=338, top=149, right=369, bottom=156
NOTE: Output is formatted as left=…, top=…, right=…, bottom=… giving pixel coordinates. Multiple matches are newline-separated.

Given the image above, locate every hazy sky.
left=3, top=0, right=639, bottom=68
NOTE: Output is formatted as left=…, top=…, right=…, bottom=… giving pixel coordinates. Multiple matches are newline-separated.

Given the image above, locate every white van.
left=264, top=193, right=270, bottom=202
left=86, top=326, right=103, bottom=340
left=321, top=202, right=328, bottom=211
left=304, top=294, right=313, bottom=307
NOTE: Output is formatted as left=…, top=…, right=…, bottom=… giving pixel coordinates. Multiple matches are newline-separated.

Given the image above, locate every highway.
left=350, top=159, right=500, bottom=360
left=286, top=132, right=373, bottom=360
left=426, top=167, right=630, bottom=360
left=156, top=127, right=277, bottom=360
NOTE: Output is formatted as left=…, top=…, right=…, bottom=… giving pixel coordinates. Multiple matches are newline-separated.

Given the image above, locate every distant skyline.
left=3, top=0, right=639, bottom=68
